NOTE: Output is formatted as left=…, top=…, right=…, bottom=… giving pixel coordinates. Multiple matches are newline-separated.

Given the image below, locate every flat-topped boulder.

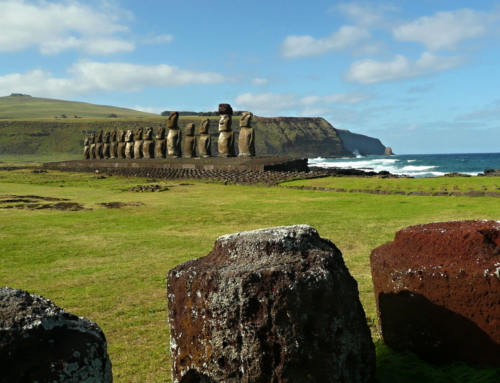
left=167, top=225, right=375, bottom=383
left=371, top=220, right=500, bottom=367
left=0, top=287, right=112, bottom=382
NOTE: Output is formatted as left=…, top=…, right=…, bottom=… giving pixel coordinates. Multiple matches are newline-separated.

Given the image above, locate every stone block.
left=371, top=220, right=500, bottom=367
left=168, top=225, right=375, bottom=383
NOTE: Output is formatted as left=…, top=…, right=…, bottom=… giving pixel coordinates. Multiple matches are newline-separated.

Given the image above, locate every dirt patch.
left=98, top=202, right=145, bottom=208
left=0, top=195, right=86, bottom=211
left=127, top=185, right=168, bottom=192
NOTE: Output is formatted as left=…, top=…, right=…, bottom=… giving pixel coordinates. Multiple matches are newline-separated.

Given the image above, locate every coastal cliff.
left=336, top=129, right=387, bottom=156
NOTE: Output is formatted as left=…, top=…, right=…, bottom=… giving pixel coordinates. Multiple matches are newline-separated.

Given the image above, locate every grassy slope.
left=0, top=95, right=157, bottom=119
left=1, top=168, right=500, bottom=382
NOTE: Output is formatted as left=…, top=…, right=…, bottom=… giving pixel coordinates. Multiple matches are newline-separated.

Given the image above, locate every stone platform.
left=43, top=156, right=308, bottom=173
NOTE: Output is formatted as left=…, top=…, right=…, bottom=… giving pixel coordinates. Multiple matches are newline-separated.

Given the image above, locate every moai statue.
left=184, top=123, right=196, bottom=158
left=117, top=130, right=126, bottom=159
left=125, top=129, right=134, bottom=159
left=102, top=131, right=111, bottom=159
left=238, top=112, right=255, bottom=157
left=83, top=136, right=90, bottom=159
left=167, top=111, right=182, bottom=157
left=155, top=126, right=167, bottom=158
left=95, top=130, right=104, bottom=159
left=218, top=103, right=235, bottom=157
left=109, top=130, right=118, bottom=159
left=142, top=127, right=155, bottom=159
left=198, top=118, right=211, bottom=157
left=133, top=127, right=144, bottom=159
left=89, top=133, right=96, bottom=159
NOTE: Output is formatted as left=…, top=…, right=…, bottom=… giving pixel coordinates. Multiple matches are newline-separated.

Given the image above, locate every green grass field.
left=0, top=95, right=157, bottom=119
left=1, top=167, right=499, bottom=382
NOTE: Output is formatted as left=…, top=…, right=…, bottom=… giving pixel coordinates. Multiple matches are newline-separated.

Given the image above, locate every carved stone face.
left=156, top=127, right=166, bottom=139
left=110, top=130, right=117, bottom=141
left=134, top=127, right=143, bottom=140
left=125, top=130, right=134, bottom=142
left=103, top=132, right=110, bottom=143
left=168, top=112, right=179, bottom=128
left=219, top=115, right=232, bottom=132
left=185, top=123, right=195, bottom=136
left=96, top=130, right=103, bottom=142
left=117, top=130, right=125, bottom=142
left=240, top=112, right=253, bottom=127
left=144, top=127, right=153, bottom=140
left=90, top=133, right=96, bottom=144
left=84, top=136, right=90, bottom=146
left=199, top=118, right=210, bottom=134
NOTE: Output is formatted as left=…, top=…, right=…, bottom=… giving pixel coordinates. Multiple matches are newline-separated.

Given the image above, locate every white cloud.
left=393, top=9, right=499, bottom=50
left=0, top=61, right=230, bottom=98
left=0, top=0, right=134, bottom=54
left=336, top=2, right=396, bottom=28
left=344, top=52, right=463, bottom=84
left=234, top=93, right=297, bottom=115
left=300, top=92, right=372, bottom=105
left=143, top=34, right=174, bottom=45
left=250, top=78, right=269, bottom=86
left=280, top=25, right=370, bottom=58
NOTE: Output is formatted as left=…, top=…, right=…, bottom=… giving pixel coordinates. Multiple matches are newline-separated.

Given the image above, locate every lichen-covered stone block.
left=371, top=220, right=500, bottom=367
left=168, top=225, right=375, bottom=383
left=0, top=287, right=112, bottom=382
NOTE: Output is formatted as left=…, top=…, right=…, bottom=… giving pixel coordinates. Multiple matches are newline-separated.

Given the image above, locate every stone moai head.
left=103, top=131, right=110, bottom=143
left=156, top=126, right=166, bottom=139
left=96, top=130, right=103, bottom=142
left=199, top=118, right=210, bottom=134
left=219, top=114, right=232, bottom=132
left=110, top=130, right=117, bottom=141
left=125, top=130, right=134, bottom=142
left=240, top=112, right=253, bottom=127
left=89, top=133, right=96, bottom=143
left=185, top=123, right=195, bottom=136
left=134, top=127, right=143, bottom=140
left=144, top=127, right=153, bottom=140
left=117, top=130, right=125, bottom=142
left=84, top=136, right=90, bottom=146
left=168, top=112, right=179, bottom=128
left=218, top=103, right=233, bottom=115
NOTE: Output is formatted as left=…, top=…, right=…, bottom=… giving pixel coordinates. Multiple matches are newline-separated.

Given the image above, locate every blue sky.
left=2, top=0, right=500, bottom=154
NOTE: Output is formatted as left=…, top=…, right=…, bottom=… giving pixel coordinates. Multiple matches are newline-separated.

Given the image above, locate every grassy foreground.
left=1, top=167, right=500, bottom=382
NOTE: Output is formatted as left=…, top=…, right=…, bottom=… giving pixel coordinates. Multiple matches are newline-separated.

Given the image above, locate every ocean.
left=309, top=153, right=500, bottom=178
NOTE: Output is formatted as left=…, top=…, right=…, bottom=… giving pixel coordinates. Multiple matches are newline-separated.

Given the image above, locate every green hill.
left=0, top=94, right=156, bottom=119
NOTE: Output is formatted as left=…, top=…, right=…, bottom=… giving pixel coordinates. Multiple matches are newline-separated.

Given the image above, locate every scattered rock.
left=168, top=225, right=375, bottom=383
left=128, top=184, right=168, bottom=192
left=370, top=220, right=500, bottom=367
left=0, top=286, right=112, bottom=382
left=98, top=202, right=145, bottom=208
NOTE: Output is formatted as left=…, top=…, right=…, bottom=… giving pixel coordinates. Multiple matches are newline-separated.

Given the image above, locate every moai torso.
left=133, top=127, right=144, bottom=159
left=238, top=112, right=255, bottom=157
left=117, top=130, right=126, bottom=159
left=218, top=114, right=235, bottom=157
left=102, top=132, right=111, bottom=159
left=155, top=127, right=167, bottom=158
left=95, top=130, right=104, bottom=159
left=125, top=130, right=134, bottom=159
left=89, top=133, right=96, bottom=159
left=109, top=130, right=118, bottom=159
left=142, top=127, right=155, bottom=159
left=167, top=112, right=182, bottom=157
left=83, top=136, right=90, bottom=159
left=184, top=123, right=196, bottom=158
left=198, top=118, right=211, bottom=157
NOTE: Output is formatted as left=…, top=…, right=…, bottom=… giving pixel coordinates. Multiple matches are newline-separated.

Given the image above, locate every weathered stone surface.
left=89, top=133, right=96, bottom=159
left=0, top=286, right=112, bottom=382
left=125, top=130, right=134, bottom=159
left=218, top=103, right=233, bottom=115
left=218, top=115, right=235, bottom=157
left=168, top=225, right=375, bottom=383
left=198, top=118, right=211, bottom=157
left=142, top=127, right=155, bottom=159
left=184, top=123, right=196, bottom=158
left=167, top=112, right=182, bottom=157
left=102, top=131, right=111, bottom=159
left=371, top=220, right=500, bottom=367
left=95, top=130, right=104, bottom=159
left=109, top=130, right=118, bottom=159
left=116, top=130, right=126, bottom=159
left=133, top=127, right=144, bottom=159
left=83, top=136, right=90, bottom=159
left=238, top=112, right=255, bottom=157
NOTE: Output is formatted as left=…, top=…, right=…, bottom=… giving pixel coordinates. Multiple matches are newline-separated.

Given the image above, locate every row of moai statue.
left=83, top=105, right=255, bottom=159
